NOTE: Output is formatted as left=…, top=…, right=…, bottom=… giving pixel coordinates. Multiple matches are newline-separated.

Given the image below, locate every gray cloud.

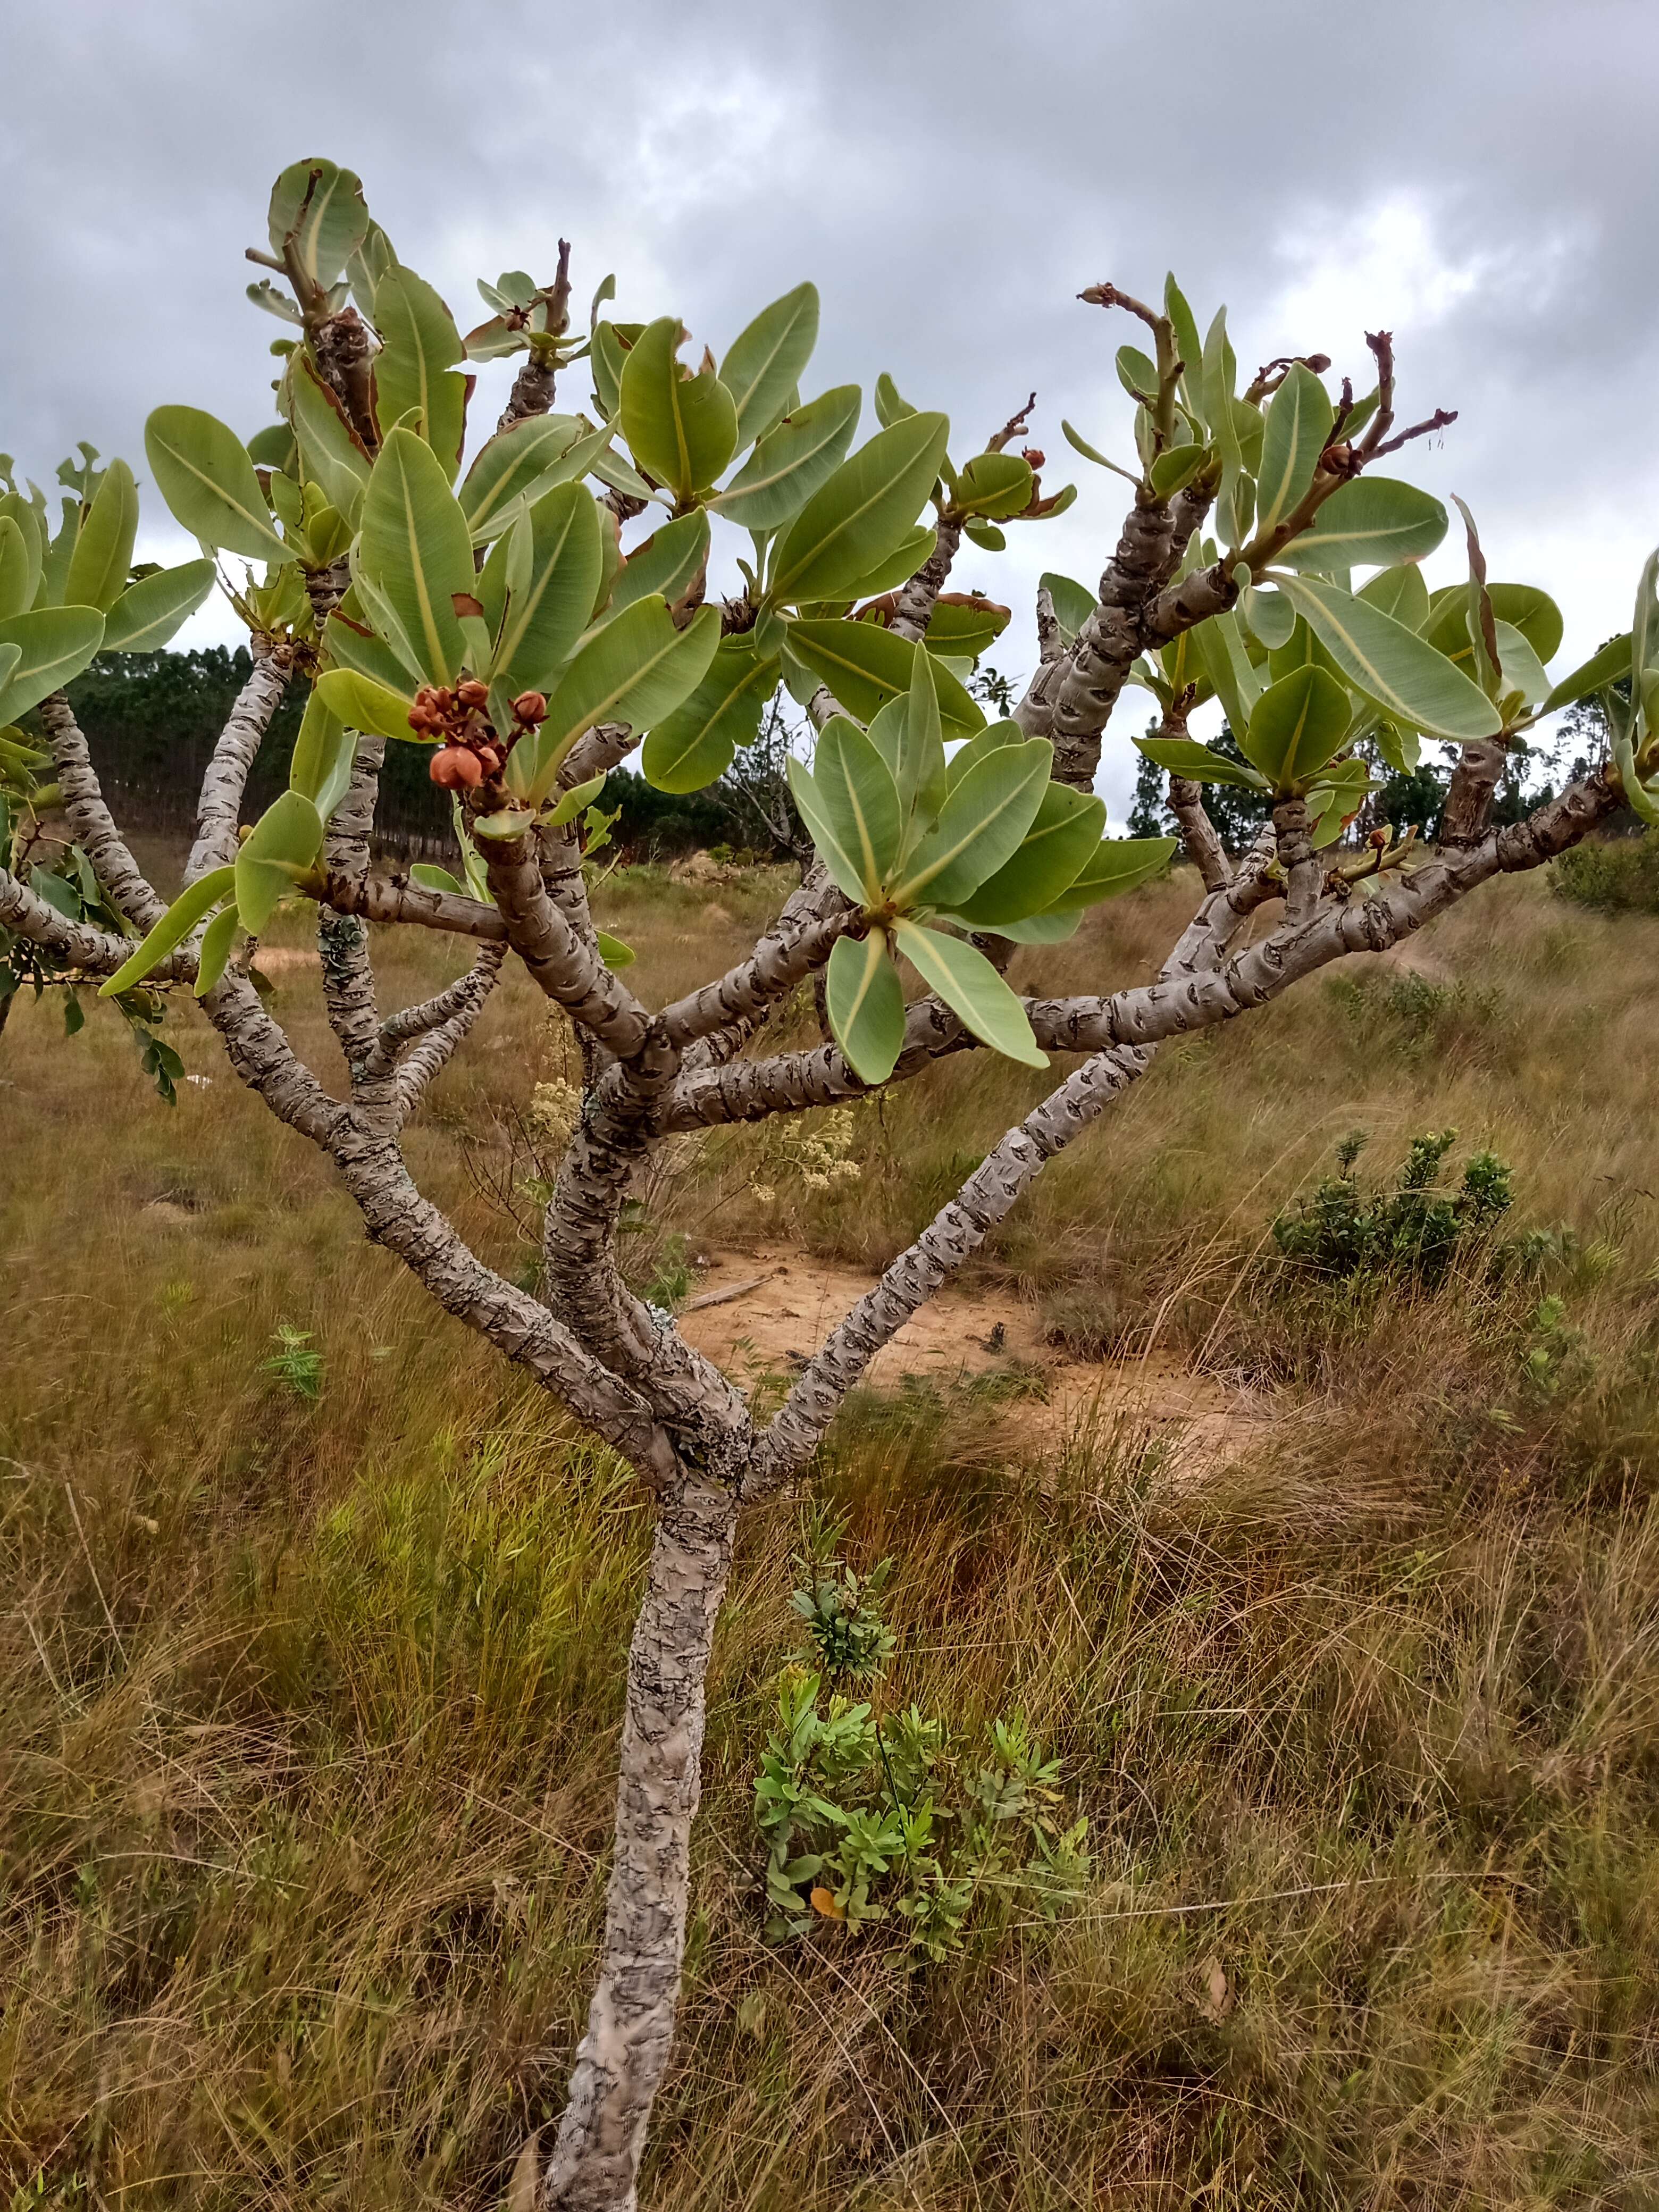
left=4, top=0, right=1657, bottom=810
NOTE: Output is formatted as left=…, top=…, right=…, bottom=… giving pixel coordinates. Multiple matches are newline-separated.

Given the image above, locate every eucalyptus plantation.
left=2, top=159, right=1649, bottom=2209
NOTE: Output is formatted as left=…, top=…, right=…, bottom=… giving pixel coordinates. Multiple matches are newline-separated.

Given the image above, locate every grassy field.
left=5, top=847, right=1659, bottom=2208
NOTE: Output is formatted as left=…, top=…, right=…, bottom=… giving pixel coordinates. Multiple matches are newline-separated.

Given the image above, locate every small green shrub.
left=753, top=1520, right=1090, bottom=1959
left=262, top=1321, right=324, bottom=1399
left=1270, top=1129, right=1516, bottom=1291
left=1552, top=833, right=1659, bottom=915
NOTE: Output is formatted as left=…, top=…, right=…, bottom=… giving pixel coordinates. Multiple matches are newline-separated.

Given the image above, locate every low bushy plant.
left=1270, top=1129, right=1516, bottom=1290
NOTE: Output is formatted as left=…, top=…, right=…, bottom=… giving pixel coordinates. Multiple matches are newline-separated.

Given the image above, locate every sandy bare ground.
left=680, top=1246, right=1270, bottom=1479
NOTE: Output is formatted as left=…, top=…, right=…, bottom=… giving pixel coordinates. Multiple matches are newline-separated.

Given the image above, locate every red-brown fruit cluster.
left=1021, top=446, right=1046, bottom=469
left=415, top=680, right=550, bottom=791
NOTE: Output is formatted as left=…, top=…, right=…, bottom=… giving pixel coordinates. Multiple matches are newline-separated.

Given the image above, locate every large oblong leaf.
left=64, top=457, right=139, bottom=612
left=235, top=790, right=325, bottom=935
left=1269, top=571, right=1501, bottom=740
left=1046, top=835, right=1178, bottom=909
left=100, top=559, right=217, bottom=652
left=145, top=406, right=293, bottom=563
left=1255, top=364, right=1333, bottom=538
left=825, top=928, right=905, bottom=1084
left=0, top=606, right=106, bottom=721
left=599, top=510, right=709, bottom=629
left=99, top=865, right=237, bottom=999
left=285, top=354, right=371, bottom=526
left=510, top=598, right=720, bottom=806
left=619, top=316, right=739, bottom=499
left=0, top=517, right=32, bottom=622
left=786, top=753, right=869, bottom=904
left=1241, top=664, right=1352, bottom=788
left=785, top=616, right=982, bottom=739
left=458, top=412, right=605, bottom=543
left=1277, top=475, right=1447, bottom=574
left=1543, top=631, right=1631, bottom=714
left=314, top=667, right=416, bottom=739
left=948, top=782, right=1106, bottom=927
left=0, top=495, right=43, bottom=613
left=485, top=482, right=605, bottom=695
left=768, top=412, right=949, bottom=607
left=893, top=739, right=1053, bottom=910
left=354, top=425, right=476, bottom=687
left=267, top=158, right=369, bottom=289
left=891, top=918, right=1045, bottom=1068
left=371, top=264, right=469, bottom=474
left=709, top=384, right=861, bottom=531
left=721, top=282, right=820, bottom=451
left=1132, top=734, right=1270, bottom=791
left=640, top=635, right=778, bottom=792
left=811, top=719, right=904, bottom=900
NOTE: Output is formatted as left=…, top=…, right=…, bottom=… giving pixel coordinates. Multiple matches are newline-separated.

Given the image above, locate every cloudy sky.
left=5, top=0, right=1657, bottom=814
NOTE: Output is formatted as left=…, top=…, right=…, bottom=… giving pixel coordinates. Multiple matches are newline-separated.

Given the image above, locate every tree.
left=2, top=162, right=1651, bottom=2210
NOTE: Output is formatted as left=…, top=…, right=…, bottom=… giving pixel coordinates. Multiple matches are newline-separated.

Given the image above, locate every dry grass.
left=5, top=853, right=1659, bottom=2207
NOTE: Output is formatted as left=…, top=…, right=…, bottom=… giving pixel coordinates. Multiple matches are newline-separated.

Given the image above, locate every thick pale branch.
left=0, top=868, right=187, bottom=980
left=38, top=693, right=167, bottom=931
left=884, top=516, right=964, bottom=643
left=660, top=909, right=853, bottom=1049
left=320, top=869, right=508, bottom=941
left=184, top=646, right=295, bottom=885
left=482, top=830, right=650, bottom=1055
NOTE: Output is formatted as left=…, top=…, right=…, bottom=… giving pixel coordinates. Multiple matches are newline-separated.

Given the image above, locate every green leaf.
left=709, top=384, right=861, bottom=531
left=951, top=451, right=1033, bottom=521
left=1133, top=734, right=1271, bottom=791
left=991, top=908, right=1083, bottom=944
left=1150, top=443, right=1211, bottom=500
left=923, top=596, right=1010, bottom=662
left=458, top=412, right=609, bottom=544
left=64, top=457, right=138, bottom=613
left=99, top=558, right=217, bottom=653
left=1039, top=572, right=1095, bottom=647
left=600, top=510, right=709, bottom=627
left=472, top=806, right=538, bottom=842
left=1046, top=834, right=1178, bottom=908
left=596, top=931, right=635, bottom=969
left=1634, top=550, right=1659, bottom=683
left=289, top=690, right=358, bottom=822
left=785, top=617, right=982, bottom=739
left=1491, top=618, right=1551, bottom=708
left=409, top=862, right=467, bottom=896
left=785, top=753, right=868, bottom=904
left=0, top=495, right=43, bottom=613
left=1255, top=364, right=1333, bottom=538
left=825, top=929, right=906, bottom=1083
left=722, top=282, right=820, bottom=450
left=355, top=425, right=476, bottom=686
left=891, top=918, right=1045, bottom=1068
left=1241, top=664, right=1352, bottom=788
left=948, top=782, right=1105, bottom=926
left=235, top=790, right=324, bottom=935
left=836, top=522, right=935, bottom=601
left=246, top=422, right=298, bottom=468
left=1241, top=584, right=1297, bottom=650
left=868, top=644, right=948, bottom=827
left=372, top=264, right=469, bottom=474
left=1269, top=571, right=1502, bottom=740
left=145, top=406, right=293, bottom=563
left=0, top=516, right=37, bottom=622
left=1358, top=563, right=1430, bottom=632
left=0, top=606, right=106, bottom=720
left=1277, top=475, right=1448, bottom=574
left=874, top=373, right=916, bottom=428
left=285, top=354, right=371, bottom=526
left=322, top=606, right=422, bottom=694
left=1164, top=274, right=1205, bottom=426
left=894, top=738, right=1053, bottom=910
left=640, top=634, right=778, bottom=792
left=588, top=321, right=632, bottom=421
left=543, top=771, right=607, bottom=826
left=1543, top=631, right=1631, bottom=714
left=486, top=482, right=605, bottom=694
left=99, top=865, right=236, bottom=998
left=192, top=903, right=240, bottom=997
left=768, top=413, right=949, bottom=607
left=314, top=667, right=416, bottom=739
left=510, top=598, right=720, bottom=806
left=620, top=316, right=739, bottom=499
left=1615, top=727, right=1659, bottom=826
left=1485, top=583, right=1563, bottom=667
left=267, top=158, right=369, bottom=289
left=1188, top=607, right=1263, bottom=736
left=811, top=718, right=904, bottom=900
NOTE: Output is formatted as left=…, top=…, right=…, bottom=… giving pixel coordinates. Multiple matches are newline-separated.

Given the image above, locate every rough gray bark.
left=39, top=693, right=167, bottom=931
left=183, top=648, right=294, bottom=886
left=540, top=1478, right=740, bottom=2212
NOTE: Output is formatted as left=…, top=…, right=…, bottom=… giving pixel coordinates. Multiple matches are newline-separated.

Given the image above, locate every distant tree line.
left=56, top=650, right=797, bottom=861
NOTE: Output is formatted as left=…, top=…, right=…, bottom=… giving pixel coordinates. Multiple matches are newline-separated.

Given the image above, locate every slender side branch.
left=884, top=517, right=963, bottom=643
left=0, top=869, right=189, bottom=980
left=319, top=869, right=508, bottom=941
left=661, top=909, right=853, bottom=1049
left=1168, top=773, right=1231, bottom=893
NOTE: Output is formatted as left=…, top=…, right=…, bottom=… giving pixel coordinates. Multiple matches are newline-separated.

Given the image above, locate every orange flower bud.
left=429, top=749, right=465, bottom=789
left=512, top=690, right=548, bottom=724
left=457, top=678, right=489, bottom=709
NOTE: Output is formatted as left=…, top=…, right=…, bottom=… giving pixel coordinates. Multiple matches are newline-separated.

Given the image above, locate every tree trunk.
left=541, top=1476, right=740, bottom=2211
